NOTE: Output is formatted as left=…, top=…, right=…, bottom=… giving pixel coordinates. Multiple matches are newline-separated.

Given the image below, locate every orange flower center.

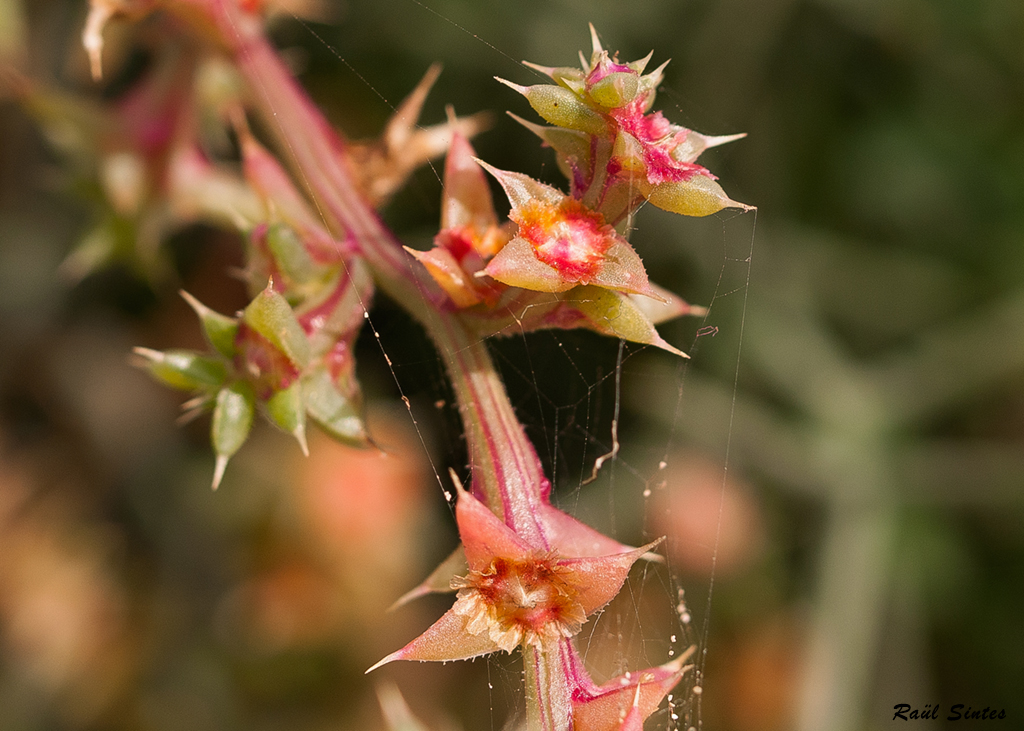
left=452, top=555, right=587, bottom=652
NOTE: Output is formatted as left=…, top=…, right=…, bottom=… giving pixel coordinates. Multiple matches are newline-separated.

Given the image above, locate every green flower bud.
left=266, top=223, right=317, bottom=288
left=211, top=382, right=256, bottom=489
left=646, top=175, right=746, bottom=217
left=241, top=282, right=310, bottom=370
left=303, top=368, right=367, bottom=446
left=508, top=113, right=591, bottom=174
left=567, top=286, right=685, bottom=357
left=611, top=130, right=645, bottom=174
left=523, top=85, right=607, bottom=135
left=588, top=72, right=639, bottom=108
left=181, top=290, right=239, bottom=359
left=134, top=348, right=227, bottom=391
left=549, top=66, right=585, bottom=88
left=265, top=380, right=308, bottom=455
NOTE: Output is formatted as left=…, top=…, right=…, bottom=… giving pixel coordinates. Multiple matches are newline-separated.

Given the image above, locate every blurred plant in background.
left=1, top=1, right=1022, bottom=731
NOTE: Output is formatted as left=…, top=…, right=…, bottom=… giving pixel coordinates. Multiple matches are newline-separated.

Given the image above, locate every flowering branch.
left=73, top=3, right=751, bottom=728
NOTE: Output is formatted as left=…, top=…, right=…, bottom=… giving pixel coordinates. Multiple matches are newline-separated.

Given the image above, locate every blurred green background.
left=1, top=1, right=1022, bottom=730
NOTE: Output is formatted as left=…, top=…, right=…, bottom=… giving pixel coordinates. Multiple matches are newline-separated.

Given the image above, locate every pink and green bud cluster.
left=136, top=236, right=372, bottom=488
left=500, top=24, right=751, bottom=224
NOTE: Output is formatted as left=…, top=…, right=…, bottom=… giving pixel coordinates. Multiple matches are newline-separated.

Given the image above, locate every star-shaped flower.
left=479, top=162, right=661, bottom=299
left=368, top=476, right=659, bottom=669
left=369, top=472, right=692, bottom=731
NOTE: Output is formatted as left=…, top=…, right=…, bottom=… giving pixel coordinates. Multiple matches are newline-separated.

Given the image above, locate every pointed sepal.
left=571, top=649, right=693, bottom=731
left=265, top=223, right=319, bottom=289
left=559, top=538, right=663, bottom=616
left=536, top=503, right=636, bottom=559
left=347, top=65, right=491, bottom=208
left=507, top=112, right=591, bottom=183
left=242, top=282, right=311, bottom=367
left=211, top=381, right=256, bottom=489
left=302, top=366, right=368, bottom=446
left=453, top=478, right=532, bottom=569
left=389, top=546, right=468, bottom=612
left=265, top=380, right=308, bottom=455
left=133, top=347, right=228, bottom=391
left=496, top=78, right=606, bottom=135
left=440, top=129, right=498, bottom=235
left=409, top=132, right=509, bottom=308
left=588, top=72, right=639, bottom=109
left=406, top=245, right=485, bottom=308
left=566, top=286, right=687, bottom=357
left=238, top=125, right=345, bottom=262
left=180, top=290, right=239, bottom=359
left=628, top=283, right=706, bottom=324
left=671, top=131, right=748, bottom=165
left=646, top=174, right=753, bottom=218
left=366, top=605, right=504, bottom=672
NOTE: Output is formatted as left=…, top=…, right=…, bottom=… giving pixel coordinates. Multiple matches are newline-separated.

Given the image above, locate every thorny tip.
left=383, top=62, right=442, bottom=150
left=588, top=22, right=603, bottom=57
left=629, top=50, right=654, bottom=75
left=494, top=76, right=529, bottom=95
left=212, top=454, right=228, bottom=490
left=702, top=131, right=749, bottom=149
left=83, top=2, right=113, bottom=81
left=83, top=0, right=157, bottom=81
left=520, top=60, right=557, bottom=77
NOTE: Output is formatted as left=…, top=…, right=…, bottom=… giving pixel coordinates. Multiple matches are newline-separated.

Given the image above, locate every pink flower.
left=368, top=478, right=657, bottom=667
left=368, top=477, right=690, bottom=731
left=479, top=162, right=660, bottom=299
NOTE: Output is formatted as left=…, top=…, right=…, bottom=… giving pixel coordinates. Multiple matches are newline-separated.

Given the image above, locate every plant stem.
left=230, top=25, right=446, bottom=311
left=426, top=312, right=550, bottom=546
left=523, top=643, right=572, bottom=731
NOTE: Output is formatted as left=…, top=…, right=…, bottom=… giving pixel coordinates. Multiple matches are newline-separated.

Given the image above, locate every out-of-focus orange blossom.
left=648, top=454, right=765, bottom=577
left=229, top=407, right=437, bottom=655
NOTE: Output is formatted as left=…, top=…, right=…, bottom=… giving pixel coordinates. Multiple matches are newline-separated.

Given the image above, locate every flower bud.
left=181, top=290, right=239, bottom=359
left=587, top=72, right=639, bottom=109
left=302, top=367, right=367, bottom=446
left=240, top=282, right=311, bottom=371
left=133, top=348, right=228, bottom=391
left=611, top=130, right=646, bottom=175
left=568, top=286, right=685, bottom=357
left=549, top=66, right=585, bottom=88
left=266, top=380, right=308, bottom=455
left=646, top=175, right=748, bottom=217
left=636, top=59, right=669, bottom=111
left=265, top=223, right=318, bottom=288
left=509, top=82, right=606, bottom=135
left=211, top=381, right=256, bottom=489
left=671, top=131, right=747, bottom=165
